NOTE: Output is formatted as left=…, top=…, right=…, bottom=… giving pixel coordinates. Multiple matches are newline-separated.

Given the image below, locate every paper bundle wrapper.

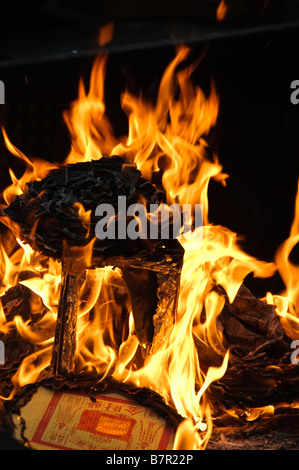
left=12, top=386, right=175, bottom=450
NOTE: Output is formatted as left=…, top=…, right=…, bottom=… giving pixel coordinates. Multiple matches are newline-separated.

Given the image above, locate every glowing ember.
left=216, top=1, right=228, bottom=22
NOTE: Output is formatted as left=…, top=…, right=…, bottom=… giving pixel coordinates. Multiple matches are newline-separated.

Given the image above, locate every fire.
left=63, top=54, right=119, bottom=164
left=216, top=1, right=228, bottom=22
left=98, top=22, right=115, bottom=47
left=0, top=46, right=298, bottom=450
left=264, top=181, right=299, bottom=339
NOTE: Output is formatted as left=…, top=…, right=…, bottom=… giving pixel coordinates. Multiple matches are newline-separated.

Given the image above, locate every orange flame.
left=98, top=22, right=115, bottom=47
left=217, top=1, right=228, bottom=22
left=264, top=181, right=299, bottom=339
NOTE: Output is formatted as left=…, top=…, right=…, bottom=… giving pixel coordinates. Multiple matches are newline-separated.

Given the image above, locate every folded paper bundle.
left=2, top=156, right=167, bottom=259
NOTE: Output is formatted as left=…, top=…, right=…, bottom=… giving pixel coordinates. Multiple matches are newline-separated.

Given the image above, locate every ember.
left=0, top=45, right=299, bottom=451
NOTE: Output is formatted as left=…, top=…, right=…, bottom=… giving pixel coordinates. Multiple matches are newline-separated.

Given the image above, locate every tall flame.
left=216, top=1, right=228, bottom=22
left=265, top=181, right=299, bottom=339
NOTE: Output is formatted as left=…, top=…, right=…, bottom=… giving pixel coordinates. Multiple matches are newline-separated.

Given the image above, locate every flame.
left=62, top=55, right=118, bottom=164
left=0, top=46, right=298, bottom=450
left=98, top=22, right=115, bottom=47
left=244, top=405, right=274, bottom=422
left=114, top=47, right=227, bottom=227
left=216, top=1, right=228, bottom=22
left=263, top=181, right=299, bottom=339
left=72, top=202, right=92, bottom=239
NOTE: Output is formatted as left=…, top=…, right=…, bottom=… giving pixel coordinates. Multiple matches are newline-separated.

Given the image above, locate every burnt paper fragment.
left=1, top=157, right=166, bottom=259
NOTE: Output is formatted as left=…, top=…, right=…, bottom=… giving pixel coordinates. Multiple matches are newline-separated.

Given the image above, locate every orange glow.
left=98, top=22, right=115, bottom=47
left=173, top=419, right=201, bottom=450
left=216, top=1, right=228, bottom=22
left=62, top=55, right=119, bottom=165
left=263, top=181, right=299, bottom=339
left=244, top=405, right=274, bottom=422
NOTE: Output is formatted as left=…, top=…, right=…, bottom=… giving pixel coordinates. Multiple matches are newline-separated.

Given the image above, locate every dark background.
left=0, top=0, right=299, bottom=297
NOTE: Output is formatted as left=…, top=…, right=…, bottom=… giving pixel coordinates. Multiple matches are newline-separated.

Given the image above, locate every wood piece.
left=50, top=243, right=184, bottom=376
left=151, top=270, right=182, bottom=354
left=121, top=267, right=157, bottom=346
left=117, top=242, right=184, bottom=351
left=91, top=242, right=184, bottom=272
left=51, top=264, right=86, bottom=375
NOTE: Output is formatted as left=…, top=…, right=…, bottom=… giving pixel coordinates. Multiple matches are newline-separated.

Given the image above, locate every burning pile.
left=2, top=156, right=166, bottom=259
left=0, top=47, right=299, bottom=450
left=2, top=156, right=184, bottom=376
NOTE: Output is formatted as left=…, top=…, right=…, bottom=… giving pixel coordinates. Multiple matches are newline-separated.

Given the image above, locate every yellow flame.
left=264, top=181, right=299, bottom=338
